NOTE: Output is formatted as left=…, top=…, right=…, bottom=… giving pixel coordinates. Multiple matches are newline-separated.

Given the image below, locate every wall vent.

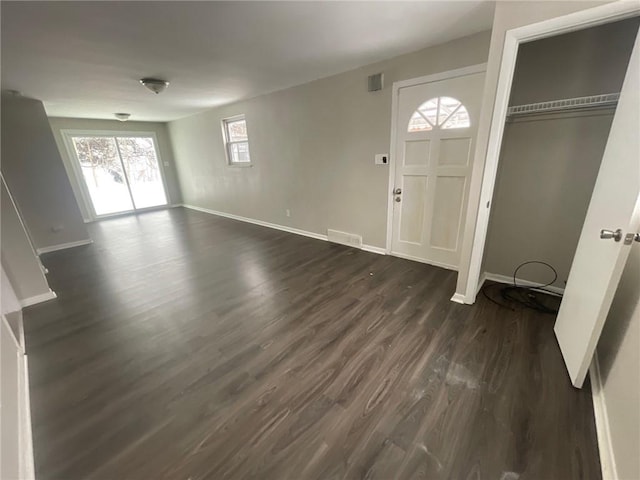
left=368, top=73, right=384, bottom=92
left=327, top=229, right=363, bottom=248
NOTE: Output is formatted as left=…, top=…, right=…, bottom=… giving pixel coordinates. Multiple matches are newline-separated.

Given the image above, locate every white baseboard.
left=182, top=204, right=328, bottom=242
left=180, top=204, right=386, bottom=256
left=590, top=351, right=617, bottom=480
left=389, top=251, right=458, bottom=272
left=361, top=244, right=386, bottom=255
left=450, top=293, right=467, bottom=304
left=20, top=290, right=57, bottom=308
left=481, top=272, right=565, bottom=295
left=36, top=238, right=92, bottom=255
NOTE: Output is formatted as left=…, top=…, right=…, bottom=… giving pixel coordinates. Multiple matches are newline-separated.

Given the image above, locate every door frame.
left=385, top=63, right=487, bottom=266
left=459, top=2, right=640, bottom=304
left=60, top=129, right=171, bottom=221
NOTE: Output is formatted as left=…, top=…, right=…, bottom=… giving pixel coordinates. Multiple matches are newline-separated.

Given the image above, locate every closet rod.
left=507, top=93, right=619, bottom=117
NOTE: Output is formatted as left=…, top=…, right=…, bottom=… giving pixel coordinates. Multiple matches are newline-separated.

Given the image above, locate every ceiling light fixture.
left=140, top=77, right=169, bottom=94
left=114, top=113, right=131, bottom=122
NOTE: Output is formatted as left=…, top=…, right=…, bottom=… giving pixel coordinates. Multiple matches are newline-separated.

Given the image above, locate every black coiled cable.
left=482, top=261, right=563, bottom=314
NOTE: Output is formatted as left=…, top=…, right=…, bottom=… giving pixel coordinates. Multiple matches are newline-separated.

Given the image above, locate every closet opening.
left=479, top=15, right=639, bottom=387
left=483, top=17, right=639, bottom=296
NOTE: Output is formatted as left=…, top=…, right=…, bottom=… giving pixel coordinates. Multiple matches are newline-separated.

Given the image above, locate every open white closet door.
left=554, top=31, right=640, bottom=388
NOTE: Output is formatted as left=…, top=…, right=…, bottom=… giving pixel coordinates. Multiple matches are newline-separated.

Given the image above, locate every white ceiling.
left=1, top=1, right=494, bottom=122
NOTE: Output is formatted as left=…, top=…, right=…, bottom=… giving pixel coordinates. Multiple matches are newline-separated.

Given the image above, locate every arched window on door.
left=407, top=96, right=470, bottom=132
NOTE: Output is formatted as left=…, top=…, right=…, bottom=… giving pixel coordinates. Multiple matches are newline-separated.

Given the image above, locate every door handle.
left=393, top=188, right=402, bottom=195
left=600, top=229, right=622, bottom=242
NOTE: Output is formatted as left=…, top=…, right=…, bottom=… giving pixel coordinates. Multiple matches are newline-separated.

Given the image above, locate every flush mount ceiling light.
left=140, top=77, right=169, bottom=94
left=114, top=113, right=131, bottom=122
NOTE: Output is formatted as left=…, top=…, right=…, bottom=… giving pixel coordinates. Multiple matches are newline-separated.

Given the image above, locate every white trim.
left=450, top=293, right=466, bottom=304
left=389, top=251, right=458, bottom=272
left=392, top=63, right=489, bottom=91
left=590, top=351, right=617, bottom=480
left=386, top=76, right=399, bottom=253
left=460, top=1, right=640, bottom=304
left=476, top=271, right=489, bottom=297
left=181, top=204, right=388, bottom=256
left=20, top=290, right=57, bottom=308
left=386, top=63, right=487, bottom=255
left=182, top=204, right=328, bottom=241
left=36, top=239, right=93, bottom=255
left=18, top=310, right=26, bottom=351
left=481, top=272, right=565, bottom=296
left=221, top=114, right=253, bottom=167
left=361, top=245, right=387, bottom=255
left=20, top=354, right=35, bottom=480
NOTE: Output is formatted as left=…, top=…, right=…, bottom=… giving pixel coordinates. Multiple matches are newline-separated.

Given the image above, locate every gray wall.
left=484, top=110, right=614, bottom=286
left=1, top=179, right=52, bottom=302
left=1, top=94, right=90, bottom=250
left=168, top=31, right=491, bottom=248
left=483, top=17, right=637, bottom=286
left=598, top=244, right=640, bottom=480
left=48, top=118, right=182, bottom=220
left=510, top=17, right=639, bottom=106
left=1, top=265, right=21, bottom=316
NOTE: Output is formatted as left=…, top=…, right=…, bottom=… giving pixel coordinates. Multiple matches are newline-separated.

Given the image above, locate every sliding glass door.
left=70, top=135, right=167, bottom=217
left=116, top=137, right=167, bottom=209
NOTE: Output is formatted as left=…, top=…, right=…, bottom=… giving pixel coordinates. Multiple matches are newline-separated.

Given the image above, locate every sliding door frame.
left=60, top=129, right=171, bottom=221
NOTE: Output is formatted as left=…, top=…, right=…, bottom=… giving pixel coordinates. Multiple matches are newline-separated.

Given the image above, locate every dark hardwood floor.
left=24, top=207, right=601, bottom=480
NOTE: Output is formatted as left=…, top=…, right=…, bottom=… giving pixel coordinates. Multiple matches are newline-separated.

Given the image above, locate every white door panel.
left=554, top=32, right=640, bottom=388
left=391, top=72, right=484, bottom=268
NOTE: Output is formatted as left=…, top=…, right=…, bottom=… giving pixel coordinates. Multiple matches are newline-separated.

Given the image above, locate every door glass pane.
left=71, top=137, right=134, bottom=215
left=116, top=137, right=167, bottom=209
left=417, top=99, right=439, bottom=126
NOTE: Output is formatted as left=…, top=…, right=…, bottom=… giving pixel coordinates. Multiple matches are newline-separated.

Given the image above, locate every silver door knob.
left=393, top=188, right=402, bottom=195
left=600, top=229, right=623, bottom=242
left=395, top=197, right=401, bottom=202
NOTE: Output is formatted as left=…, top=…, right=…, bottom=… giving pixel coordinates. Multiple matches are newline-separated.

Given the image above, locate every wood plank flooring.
left=23, top=207, right=601, bottom=479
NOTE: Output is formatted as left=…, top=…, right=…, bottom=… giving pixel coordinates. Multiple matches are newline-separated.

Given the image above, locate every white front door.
left=391, top=71, right=484, bottom=269
left=554, top=32, right=640, bottom=388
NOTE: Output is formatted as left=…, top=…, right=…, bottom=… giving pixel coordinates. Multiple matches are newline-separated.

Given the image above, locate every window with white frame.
left=222, top=115, right=251, bottom=165
left=408, top=97, right=470, bottom=132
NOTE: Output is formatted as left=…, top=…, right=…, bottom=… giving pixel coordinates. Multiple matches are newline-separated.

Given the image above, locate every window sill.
left=227, top=163, right=253, bottom=168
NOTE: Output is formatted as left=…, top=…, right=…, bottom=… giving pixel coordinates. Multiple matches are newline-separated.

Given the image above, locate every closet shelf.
left=507, top=93, right=619, bottom=117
